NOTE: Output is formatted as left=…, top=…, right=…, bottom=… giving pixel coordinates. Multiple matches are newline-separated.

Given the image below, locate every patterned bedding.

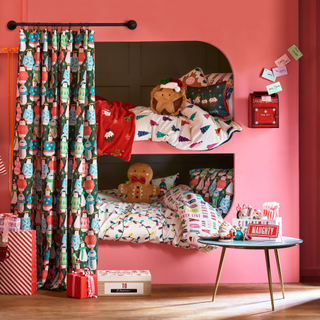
left=98, top=185, right=223, bottom=252
left=132, top=103, right=242, bottom=150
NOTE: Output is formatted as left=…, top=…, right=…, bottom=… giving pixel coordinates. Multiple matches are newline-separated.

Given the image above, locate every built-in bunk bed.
left=95, top=41, right=240, bottom=253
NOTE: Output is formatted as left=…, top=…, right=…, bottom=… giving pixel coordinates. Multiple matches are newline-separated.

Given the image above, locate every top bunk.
left=94, top=41, right=241, bottom=159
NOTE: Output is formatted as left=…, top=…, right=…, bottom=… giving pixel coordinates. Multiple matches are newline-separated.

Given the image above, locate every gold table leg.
left=264, top=249, right=275, bottom=311
left=274, top=249, right=285, bottom=299
left=212, top=247, right=226, bottom=301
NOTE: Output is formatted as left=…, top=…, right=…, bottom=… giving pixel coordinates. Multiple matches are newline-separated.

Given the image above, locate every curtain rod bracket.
left=7, top=20, right=137, bottom=31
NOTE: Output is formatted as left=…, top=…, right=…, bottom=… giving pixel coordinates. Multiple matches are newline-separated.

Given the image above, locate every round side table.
left=198, top=236, right=303, bottom=311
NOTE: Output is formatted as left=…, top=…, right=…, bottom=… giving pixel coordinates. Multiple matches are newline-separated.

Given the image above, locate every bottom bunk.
left=98, top=154, right=234, bottom=252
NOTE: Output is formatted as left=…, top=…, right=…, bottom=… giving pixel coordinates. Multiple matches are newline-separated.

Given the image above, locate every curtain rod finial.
left=7, top=20, right=17, bottom=30
left=127, top=20, right=137, bottom=30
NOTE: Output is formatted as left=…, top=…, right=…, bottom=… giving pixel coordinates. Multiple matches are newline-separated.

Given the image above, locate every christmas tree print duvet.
left=132, top=103, right=241, bottom=151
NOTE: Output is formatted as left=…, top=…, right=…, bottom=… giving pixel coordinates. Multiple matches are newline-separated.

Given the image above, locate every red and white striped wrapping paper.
left=0, top=231, right=37, bottom=295
left=0, top=156, right=6, bottom=175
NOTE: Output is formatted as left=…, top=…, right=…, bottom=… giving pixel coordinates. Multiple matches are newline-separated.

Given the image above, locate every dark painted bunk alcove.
left=98, top=153, right=234, bottom=190
left=95, top=41, right=234, bottom=191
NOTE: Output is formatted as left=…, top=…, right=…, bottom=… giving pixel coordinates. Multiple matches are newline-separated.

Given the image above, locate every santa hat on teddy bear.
left=160, top=77, right=184, bottom=92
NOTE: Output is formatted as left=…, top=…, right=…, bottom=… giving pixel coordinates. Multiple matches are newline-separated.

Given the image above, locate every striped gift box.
left=0, top=156, right=6, bottom=175
left=0, top=231, right=37, bottom=295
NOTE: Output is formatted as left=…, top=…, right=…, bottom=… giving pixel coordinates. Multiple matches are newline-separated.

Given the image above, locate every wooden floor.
left=0, top=283, right=320, bottom=319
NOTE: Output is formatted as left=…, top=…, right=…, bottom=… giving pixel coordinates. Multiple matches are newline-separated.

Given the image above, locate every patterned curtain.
left=11, top=28, right=98, bottom=290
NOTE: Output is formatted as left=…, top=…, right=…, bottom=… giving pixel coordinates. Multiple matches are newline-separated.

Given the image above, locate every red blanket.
left=95, top=97, right=136, bottom=161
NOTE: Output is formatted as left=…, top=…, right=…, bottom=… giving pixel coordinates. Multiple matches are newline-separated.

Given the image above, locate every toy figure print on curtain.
left=11, top=28, right=98, bottom=291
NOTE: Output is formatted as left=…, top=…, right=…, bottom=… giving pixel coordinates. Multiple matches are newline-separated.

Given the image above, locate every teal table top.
left=198, top=236, right=303, bottom=250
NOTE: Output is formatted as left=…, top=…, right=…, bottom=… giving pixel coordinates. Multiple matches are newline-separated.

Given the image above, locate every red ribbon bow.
left=0, top=213, right=19, bottom=245
left=72, top=268, right=97, bottom=298
left=131, top=176, right=146, bottom=184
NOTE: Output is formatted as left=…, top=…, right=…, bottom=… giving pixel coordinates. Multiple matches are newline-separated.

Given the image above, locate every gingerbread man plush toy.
left=150, top=78, right=186, bottom=116
left=118, top=163, right=160, bottom=204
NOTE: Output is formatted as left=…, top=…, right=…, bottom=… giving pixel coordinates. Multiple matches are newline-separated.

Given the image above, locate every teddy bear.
left=118, top=163, right=160, bottom=204
left=150, top=77, right=186, bottom=116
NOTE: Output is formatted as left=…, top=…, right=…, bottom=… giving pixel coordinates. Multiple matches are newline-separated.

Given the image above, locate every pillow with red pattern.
left=189, top=168, right=234, bottom=219
left=186, top=82, right=230, bottom=118
left=206, top=73, right=233, bottom=86
left=205, top=73, right=234, bottom=120
left=179, top=67, right=208, bottom=89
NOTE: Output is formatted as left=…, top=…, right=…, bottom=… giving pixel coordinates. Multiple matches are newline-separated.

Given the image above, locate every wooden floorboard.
left=0, top=283, right=319, bottom=319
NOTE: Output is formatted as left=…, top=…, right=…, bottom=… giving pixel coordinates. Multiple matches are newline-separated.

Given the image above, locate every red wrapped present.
left=0, top=247, right=10, bottom=262
left=67, top=269, right=97, bottom=299
left=0, top=213, right=21, bottom=245
left=0, top=230, right=37, bottom=295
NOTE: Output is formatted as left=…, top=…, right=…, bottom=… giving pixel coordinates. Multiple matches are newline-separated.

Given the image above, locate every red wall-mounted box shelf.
left=248, top=92, right=279, bottom=128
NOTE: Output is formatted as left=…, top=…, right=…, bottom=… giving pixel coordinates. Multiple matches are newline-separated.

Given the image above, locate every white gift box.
left=97, top=270, right=151, bottom=296
left=232, top=217, right=282, bottom=241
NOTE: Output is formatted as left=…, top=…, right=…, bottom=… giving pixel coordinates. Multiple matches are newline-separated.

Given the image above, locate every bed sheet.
left=132, top=103, right=241, bottom=150
left=98, top=186, right=222, bottom=252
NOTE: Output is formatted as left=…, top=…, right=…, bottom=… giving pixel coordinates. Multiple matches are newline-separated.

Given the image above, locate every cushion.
left=206, top=73, right=234, bottom=120
left=151, top=173, right=179, bottom=198
left=186, top=82, right=230, bottom=118
left=118, top=163, right=159, bottom=204
left=179, top=67, right=208, bottom=89
left=189, top=168, right=234, bottom=218
left=150, top=82, right=186, bottom=116
left=206, top=73, right=233, bottom=86
left=162, top=185, right=223, bottom=239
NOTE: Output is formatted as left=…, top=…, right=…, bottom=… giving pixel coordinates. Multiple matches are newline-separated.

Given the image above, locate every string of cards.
left=261, top=44, right=303, bottom=95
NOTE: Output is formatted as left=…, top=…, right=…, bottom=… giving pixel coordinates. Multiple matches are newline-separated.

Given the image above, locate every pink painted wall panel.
left=0, top=0, right=300, bottom=283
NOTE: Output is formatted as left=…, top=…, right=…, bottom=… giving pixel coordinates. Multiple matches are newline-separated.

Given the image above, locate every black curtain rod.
left=7, top=20, right=137, bottom=31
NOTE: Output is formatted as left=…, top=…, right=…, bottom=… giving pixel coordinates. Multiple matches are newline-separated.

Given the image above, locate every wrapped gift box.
left=98, top=270, right=151, bottom=296
left=67, top=271, right=98, bottom=299
left=0, top=215, right=20, bottom=233
left=232, top=217, right=282, bottom=241
left=0, top=230, right=37, bottom=295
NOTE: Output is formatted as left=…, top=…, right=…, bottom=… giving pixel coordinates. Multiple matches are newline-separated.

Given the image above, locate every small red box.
left=248, top=92, right=279, bottom=128
left=67, top=272, right=97, bottom=299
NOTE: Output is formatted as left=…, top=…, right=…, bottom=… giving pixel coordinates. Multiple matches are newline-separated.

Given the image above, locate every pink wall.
left=299, top=0, right=320, bottom=279
left=0, top=0, right=300, bottom=284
